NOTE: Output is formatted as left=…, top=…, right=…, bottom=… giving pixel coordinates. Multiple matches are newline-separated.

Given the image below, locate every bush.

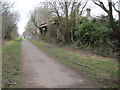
left=75, top=18, right=102, bottom=47
left=74, top=17, right=116, bottom=57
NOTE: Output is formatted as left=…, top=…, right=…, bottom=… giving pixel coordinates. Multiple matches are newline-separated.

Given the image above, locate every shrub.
left=74, top=17, right=116, bottom=57
left=75, top=18, right=102, bottom=47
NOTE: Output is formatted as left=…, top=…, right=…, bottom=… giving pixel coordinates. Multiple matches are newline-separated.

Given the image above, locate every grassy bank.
left=29, top=39, right=118, bottom=88
left=0, top=46, right=2, bottom=89
left=2, top=38, right=22, bottom=88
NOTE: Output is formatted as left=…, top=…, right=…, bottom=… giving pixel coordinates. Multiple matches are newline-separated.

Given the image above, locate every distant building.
left=23, top=30, right=32, bottom=39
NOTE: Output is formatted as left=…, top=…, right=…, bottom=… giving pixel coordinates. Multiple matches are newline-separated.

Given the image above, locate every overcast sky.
left=8, top=0, right=118, bottom=35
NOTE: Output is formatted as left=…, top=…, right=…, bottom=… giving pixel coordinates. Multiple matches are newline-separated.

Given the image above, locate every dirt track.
left=21, top=39, right=98, bottom=88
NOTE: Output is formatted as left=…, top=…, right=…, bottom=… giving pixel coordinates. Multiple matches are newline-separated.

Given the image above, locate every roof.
left=39, top=21, right=55, bottom=28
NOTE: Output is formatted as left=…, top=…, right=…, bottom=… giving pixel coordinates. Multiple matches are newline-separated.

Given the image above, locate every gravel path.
left=21, top=39, right=98, bottom=88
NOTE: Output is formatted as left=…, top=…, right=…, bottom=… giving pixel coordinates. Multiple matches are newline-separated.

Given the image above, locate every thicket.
left=40, top=16, right=117, bottom=57
left=26, top=1, right=119, bottom=57
left=1, top=1, right=19, bottom=40
left=74, top=17, right=117, bottom=57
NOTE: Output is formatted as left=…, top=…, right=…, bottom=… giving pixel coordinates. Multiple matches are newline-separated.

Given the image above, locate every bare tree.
left=1, top=1, right=19, bottom=40
left=31, top=6, right=55, bottom=35
left=0, top=1, right=13, bottom=13
left=44, top=1, right=87, bottom=42
left=25, top=18, right=37, bottom=35
left=30, top=1, right=88, bottom=43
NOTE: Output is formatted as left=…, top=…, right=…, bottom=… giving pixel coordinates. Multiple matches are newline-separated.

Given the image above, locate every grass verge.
left=28, top=39, right=118, bottom=88
left=2, top=38, right=22, bottom=88
left=0, top=46, right=2, bottom=89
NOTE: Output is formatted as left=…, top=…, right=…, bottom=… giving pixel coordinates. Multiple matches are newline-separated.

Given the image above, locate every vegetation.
left=1, top=1, right=21, bottom=88
left=2, top=38, right=22, bottom=88
left=74, top=17, right=117, bottom=57
left=28, top=1, right=88, bottom=43
left=93, top=0, right=120, bottom=60
left=27, top=15, right=117, bottom=57
left=0, top=46, right=2, bottom=89
left=0, top=1, right=19, bottom=40
left=1, top=0, right=118, bottom=88
left=25, top=1, right=119, bottom=58
left=25, top=1, right=119, bottom=88
left=29, top=39, right=118, bottom=88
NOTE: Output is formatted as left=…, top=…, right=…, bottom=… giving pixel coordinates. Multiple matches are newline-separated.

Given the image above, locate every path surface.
left=22, top=39, right=98, bottom=88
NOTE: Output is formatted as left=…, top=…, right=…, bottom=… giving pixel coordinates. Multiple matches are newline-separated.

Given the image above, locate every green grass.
left=0, top=46, right=2, bottom=89
left=2, top=38, right=22, bottom=88
left=29, top=39, right=118, bottom=88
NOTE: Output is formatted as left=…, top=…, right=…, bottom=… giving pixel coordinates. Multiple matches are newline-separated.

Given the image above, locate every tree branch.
left=79, top=0, right=88, bottom=16
left=112, top=2, right=120, bottom=13
left=92, top=0, right=109, bottom=13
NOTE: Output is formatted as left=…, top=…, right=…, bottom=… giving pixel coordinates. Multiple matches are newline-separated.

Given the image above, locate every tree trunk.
left=108, top=13, right=120, bottom=59
left=71, top=30, right=74, bottom=43
left=65, top=2, right=68, bottom=21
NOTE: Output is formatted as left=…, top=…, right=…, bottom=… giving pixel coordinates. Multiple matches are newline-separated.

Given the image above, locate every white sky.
left=8, top=0, right=118, bottom=35
left=8, top=0, right=43, bottom=35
